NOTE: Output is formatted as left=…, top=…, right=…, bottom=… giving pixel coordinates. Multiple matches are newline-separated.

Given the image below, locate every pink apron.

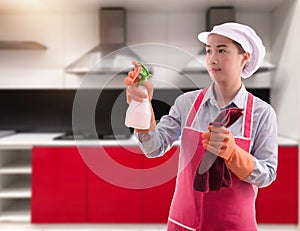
left=167, top=88, right=258, bottom=231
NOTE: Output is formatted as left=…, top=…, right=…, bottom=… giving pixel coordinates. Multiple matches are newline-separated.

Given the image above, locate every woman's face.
left=205, top=34, right=249, bottom=85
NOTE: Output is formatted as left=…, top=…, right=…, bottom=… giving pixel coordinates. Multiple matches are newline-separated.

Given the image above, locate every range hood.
left=182, top=6, right=275, bottom=75
left=65, top=7, right=150, bottom=75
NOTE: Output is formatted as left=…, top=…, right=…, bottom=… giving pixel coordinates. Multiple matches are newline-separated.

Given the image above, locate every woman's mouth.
left=209, top=68, right=221, bottom=73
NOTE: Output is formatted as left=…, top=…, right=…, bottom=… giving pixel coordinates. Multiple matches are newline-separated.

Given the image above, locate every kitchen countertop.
left=0, top=132, right=140, bottom=149
left=0, top=132, right=298, bottom=149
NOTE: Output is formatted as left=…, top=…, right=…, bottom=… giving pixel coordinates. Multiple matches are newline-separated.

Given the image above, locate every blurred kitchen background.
left=0, top=0, right=300, bottom=230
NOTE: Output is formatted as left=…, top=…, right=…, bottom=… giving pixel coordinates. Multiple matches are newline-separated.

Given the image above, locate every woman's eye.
left=205, top=49, right=211, bottom=54
left=219, top=49, right=226, bottom=53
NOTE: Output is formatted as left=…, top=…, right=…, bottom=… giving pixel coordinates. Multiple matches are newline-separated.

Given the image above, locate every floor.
left=0, top=224, right=298, bottom=231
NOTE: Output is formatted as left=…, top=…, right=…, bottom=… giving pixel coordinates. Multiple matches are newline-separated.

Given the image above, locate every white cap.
left=198, top=22, right=266, bottom=78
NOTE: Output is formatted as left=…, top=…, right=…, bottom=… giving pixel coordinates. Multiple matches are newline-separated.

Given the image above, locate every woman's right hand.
left=126, top=80, right=153, bottom=104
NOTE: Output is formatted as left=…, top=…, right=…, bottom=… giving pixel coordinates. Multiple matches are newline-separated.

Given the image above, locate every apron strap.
left=185, top=87, right=208, bottom=127
left=243, top=93, right=254, bottom=139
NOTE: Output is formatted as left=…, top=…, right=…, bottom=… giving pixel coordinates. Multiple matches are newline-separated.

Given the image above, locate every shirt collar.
left=202, top=83, right=248, bottom=109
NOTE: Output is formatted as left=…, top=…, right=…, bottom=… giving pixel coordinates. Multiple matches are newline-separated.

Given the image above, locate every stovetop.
left=53, top=132, right=131, bottom=140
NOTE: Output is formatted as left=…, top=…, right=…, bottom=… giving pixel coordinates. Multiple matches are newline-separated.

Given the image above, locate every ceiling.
left=0, top=0, right=289, bottom=14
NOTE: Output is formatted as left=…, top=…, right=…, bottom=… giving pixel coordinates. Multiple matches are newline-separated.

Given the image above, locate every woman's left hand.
left=202, top=125, right=237, bottom=160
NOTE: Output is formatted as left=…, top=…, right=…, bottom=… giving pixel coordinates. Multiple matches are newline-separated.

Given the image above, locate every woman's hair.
left=233, top=41, right=245, bottom=54
left=233, top=40, right=249, bottom=71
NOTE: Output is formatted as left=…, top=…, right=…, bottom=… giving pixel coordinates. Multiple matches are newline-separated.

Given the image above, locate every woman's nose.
left=207, top=55, right=218, bottom=65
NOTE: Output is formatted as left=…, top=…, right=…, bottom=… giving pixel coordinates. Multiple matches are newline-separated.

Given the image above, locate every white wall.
left=271, top=0, right=300, bottom=141
left=0, top=9, right=273, bottom=89
left=0, top=12, right=99, bottom=88
left=2, top=5, right=297, bottom=140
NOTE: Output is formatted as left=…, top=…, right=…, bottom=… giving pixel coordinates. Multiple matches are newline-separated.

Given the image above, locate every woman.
left=126, top=22, right=278, bottom=231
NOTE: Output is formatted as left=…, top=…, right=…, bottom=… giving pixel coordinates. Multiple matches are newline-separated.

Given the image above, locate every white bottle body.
left=125, top=86, right=151, bottom=129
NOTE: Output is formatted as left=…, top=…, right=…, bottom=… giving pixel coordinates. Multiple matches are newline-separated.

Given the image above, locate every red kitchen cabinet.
left=85, top=146, right=143, bottom=223
left=140, top=147, right=178, bottom=223
left=32, top=145, right=298, bottom=224
left=31, top=146, right=178, bottom=223
left=256, top=146, right=299, bottom=224
left=85, top=146, right=178, bottom=223
left=31, top=147, right=86, bottom=223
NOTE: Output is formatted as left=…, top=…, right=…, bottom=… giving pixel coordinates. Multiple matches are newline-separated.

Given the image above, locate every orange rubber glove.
left=202, top=125, right=255, bottom=180
left=124, top=61, right=142, bottom=86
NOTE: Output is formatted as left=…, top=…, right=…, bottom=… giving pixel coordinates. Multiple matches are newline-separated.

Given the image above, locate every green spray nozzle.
left=135, top=62, right=151, bottom=86
left=124, top=61, right=151, bottom=86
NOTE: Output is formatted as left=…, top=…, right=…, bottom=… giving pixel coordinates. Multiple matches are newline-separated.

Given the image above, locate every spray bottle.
left=124, top=61, right=152, bottom=129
